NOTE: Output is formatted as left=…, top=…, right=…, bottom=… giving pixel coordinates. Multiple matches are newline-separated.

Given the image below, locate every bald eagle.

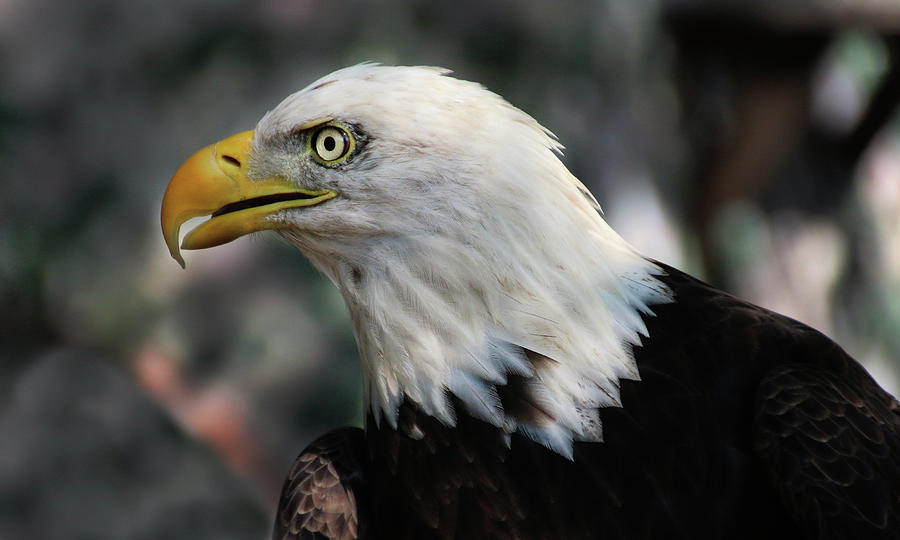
left=161, top=65, right=900, bottom=540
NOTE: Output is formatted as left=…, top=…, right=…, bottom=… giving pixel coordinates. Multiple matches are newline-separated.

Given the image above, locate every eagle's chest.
left=363, top=385, right=796, bottom=540
left=366, top=400, right=583, bottom=539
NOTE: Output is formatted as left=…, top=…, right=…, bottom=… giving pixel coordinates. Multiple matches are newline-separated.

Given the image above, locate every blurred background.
left=2, top=0, right=900, bottom=538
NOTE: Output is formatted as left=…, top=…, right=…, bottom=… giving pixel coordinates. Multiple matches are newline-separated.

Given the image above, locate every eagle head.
left=161, top=64, right=670, bottom=457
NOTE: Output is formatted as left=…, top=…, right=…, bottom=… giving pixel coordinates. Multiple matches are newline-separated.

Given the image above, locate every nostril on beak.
left=221, top=154, right=241, bottom=168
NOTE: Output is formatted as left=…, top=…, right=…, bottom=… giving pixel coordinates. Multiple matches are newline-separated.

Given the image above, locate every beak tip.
left=162, top=225, right=186, bottom=268
left=170, top=248, right=186, bottom=269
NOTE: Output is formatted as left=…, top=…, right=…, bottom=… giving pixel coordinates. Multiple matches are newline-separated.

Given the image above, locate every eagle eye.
left=311, top=125, right=352, bottom=163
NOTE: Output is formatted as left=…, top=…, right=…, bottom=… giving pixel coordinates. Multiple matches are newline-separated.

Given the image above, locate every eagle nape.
left=161, top=65, right=900, bottom=540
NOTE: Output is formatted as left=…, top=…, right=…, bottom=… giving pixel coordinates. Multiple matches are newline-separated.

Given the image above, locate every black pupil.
left=323, top=135, right=336, bottom=152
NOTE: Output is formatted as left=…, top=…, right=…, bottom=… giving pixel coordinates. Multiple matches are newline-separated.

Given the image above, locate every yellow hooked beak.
left=161, top=130, right=336, bottom=267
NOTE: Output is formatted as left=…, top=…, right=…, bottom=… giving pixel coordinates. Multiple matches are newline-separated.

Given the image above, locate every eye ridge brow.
left=295, top=117, right=334, bottom=133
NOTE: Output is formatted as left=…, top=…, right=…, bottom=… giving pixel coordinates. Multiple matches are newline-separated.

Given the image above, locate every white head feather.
left=252, top=65, right=671, bottom=457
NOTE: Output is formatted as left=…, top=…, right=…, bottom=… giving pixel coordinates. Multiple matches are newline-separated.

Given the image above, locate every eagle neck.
left=296, top=213, right=672, bottom=456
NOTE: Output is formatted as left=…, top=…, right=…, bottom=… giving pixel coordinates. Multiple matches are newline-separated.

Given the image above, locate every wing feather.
left=272, top=427, right=367, bottom=540
left=754, top=364, right=900, bottom=539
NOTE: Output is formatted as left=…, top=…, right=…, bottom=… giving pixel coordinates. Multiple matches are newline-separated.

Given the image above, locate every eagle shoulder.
left=273, top=427, right=367, bottom=540
left=754, top=362, right=900, bottom=539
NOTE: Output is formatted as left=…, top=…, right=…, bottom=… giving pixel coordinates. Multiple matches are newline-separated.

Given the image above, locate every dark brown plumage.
left=274, top=429, right=367, bottom=540
left=272, top=264, right=900, bottom=539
